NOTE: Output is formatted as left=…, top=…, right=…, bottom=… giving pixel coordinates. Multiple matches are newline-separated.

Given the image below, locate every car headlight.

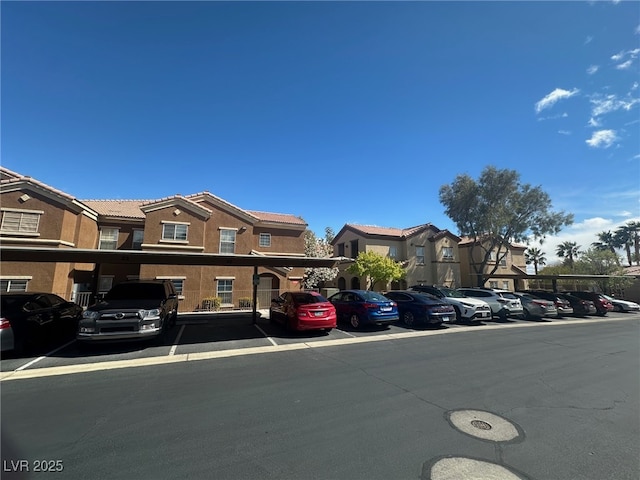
left=139, top=309, right=161, bottom=318
left=460, top=302, right=474, bottom=308
left=82, top=310, right=100, bottom=320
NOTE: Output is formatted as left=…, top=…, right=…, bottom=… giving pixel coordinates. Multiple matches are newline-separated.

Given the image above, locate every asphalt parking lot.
left=1, top=310, right=637, bottom=379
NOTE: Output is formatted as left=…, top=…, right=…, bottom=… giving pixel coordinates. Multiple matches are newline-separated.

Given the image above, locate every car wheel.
left=323, top=328, right=333, bottom=333
left=170, top=309, right=178, bottom=327
left=523, top=308, right=531, bottom=320
left=402, top=311, right=415, bottom=327
left=269, top=309, right=276, bottom=323
left=453, top=307, right=462, bottom=323
left=349, top=314, right=361, bottom=329
left=614, top=305, right=623, bottom=313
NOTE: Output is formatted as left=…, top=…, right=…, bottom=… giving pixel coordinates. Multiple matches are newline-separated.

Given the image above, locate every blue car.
left=328, top=290, right=399, bottom=329
left=383, top=291, right=457, bottom=327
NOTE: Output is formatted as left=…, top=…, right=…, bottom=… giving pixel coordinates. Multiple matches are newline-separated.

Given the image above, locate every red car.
left=270, top=291, right=337, bottom=332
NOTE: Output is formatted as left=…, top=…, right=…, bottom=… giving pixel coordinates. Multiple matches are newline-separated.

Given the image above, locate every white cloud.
left=558, top=130, right=571, bottom=135
left=632, top=82, right=639, bottom=91
left=636, top=24, right=640, bottom=35
left=585, top=129, right=618, bottom=148
left=535, top=88, right=580, bottom=114
left=590, top=93, right=640, bottom=116
left=611, top=51, right=625, bottom=62
left=586, top=65, right=599, bottom=75
left=616, top=59, right=633, bottom=70
left=617, top=210, right=633, bottom=217
left=584, top=36, right=594, bottom=45
left=588, top=117, right=602, bottom=127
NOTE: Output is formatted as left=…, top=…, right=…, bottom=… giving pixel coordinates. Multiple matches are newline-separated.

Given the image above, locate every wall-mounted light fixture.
left=239, top=226, right=247, bottom=232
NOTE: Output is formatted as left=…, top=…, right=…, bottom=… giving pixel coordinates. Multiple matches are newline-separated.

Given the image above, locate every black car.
left=1, top=293, right=83, bottom=354
left=383, top=291, right=455, bottom=327
left=77, top=280, right=178, bottom=344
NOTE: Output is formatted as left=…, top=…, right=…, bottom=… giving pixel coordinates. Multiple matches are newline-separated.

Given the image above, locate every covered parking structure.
left=1, top=246, right=345, bottom=323
left=481, top=273, right=640, bottom=297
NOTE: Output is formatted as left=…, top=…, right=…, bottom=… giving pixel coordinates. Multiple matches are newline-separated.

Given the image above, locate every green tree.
left=574, top=248, right=632, bottom=293
left=556, top=241, right=581, bottom=270
left=625, top=221, right=640, bottom=265
left=346, top=251, right=405, bottom=290
left=525, top=247, right=546, bottom=274
left=439, top=166, right=573, bottom=286
left=592, top=230, right=619, bottom=260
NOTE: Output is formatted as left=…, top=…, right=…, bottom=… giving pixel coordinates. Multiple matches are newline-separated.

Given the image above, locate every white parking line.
left=169, top=325, right=186, bottom=356
left=14, top=339, right=77, bottom=371
left=254, top=324, right=278, bottom=346
left=1, top=316, right=635, bottom=382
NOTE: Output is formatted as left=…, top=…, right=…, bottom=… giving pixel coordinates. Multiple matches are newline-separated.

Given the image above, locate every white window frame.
left=442, top=247, right=454, bottom=260
left=162, top=222, right=189, bottom=242
left=98, top=227, right=119, bottom=250
left=259, top=233, right=271, bottom=248
left=219, top=228, right=236, bottom=254
left=0, top=209, right=42, bottom=235
left=0, top=277, right=31, bottom=292
left=416, top=246, right=425, bottom=265
left=502, top=281, right=509, bottom=290
left=489, top=281, right=499, bottom=289
left=132, top=229, right=144, bottom=250
left=216, top=279, right=233, bottom=306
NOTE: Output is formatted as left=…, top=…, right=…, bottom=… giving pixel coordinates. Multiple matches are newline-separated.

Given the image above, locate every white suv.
left=409, top=285, right=492, bottom=323
left=457, top=288, right=524, bottom=319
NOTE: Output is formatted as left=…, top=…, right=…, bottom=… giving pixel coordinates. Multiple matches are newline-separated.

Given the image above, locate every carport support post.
left=252, top=266, right=259, bottom=324
left=552, top=278, right=558, bottom=293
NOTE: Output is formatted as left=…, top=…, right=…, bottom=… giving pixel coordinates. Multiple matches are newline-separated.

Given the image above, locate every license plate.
left=313, top=311, right=324, bottom=317
left=381, top=306, right=392, bottom=312
left=442, top=316, right=451, bottom=322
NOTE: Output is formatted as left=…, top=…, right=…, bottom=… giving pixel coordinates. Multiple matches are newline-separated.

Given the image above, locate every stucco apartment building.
left=0, top=167, right=307, bottom=311
left=328, top=223, right=528, bottom=291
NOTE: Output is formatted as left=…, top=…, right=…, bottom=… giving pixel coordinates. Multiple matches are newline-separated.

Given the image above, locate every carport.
left=1, top=246, right=346, bottom=323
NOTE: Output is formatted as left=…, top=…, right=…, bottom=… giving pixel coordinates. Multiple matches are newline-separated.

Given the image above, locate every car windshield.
left=499, top=293, right=519, bottom=300
left=292, top=293, right=328, bottom=304
left=105, top=283, right=166, bottom=300
left=359, top=291, right=390, bottom=302
left=440, top=287, right=465, bottom=298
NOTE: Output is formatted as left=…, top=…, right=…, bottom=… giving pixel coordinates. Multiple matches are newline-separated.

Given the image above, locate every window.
left=162, top=223, right=188, bottom=241
left=98, top=276, right=114, bottom=293
left=132, top=229, right=144, bottom=249
left=389, top=246, right=397, bottom=259
left=1, top=210, right=41, bottom=234
left=99, top=228, right=119, bottom=250
left=171, top=279, right=184, bottom=295
left=337, top=243, right=345, bottom=256
left=489, top=281, right=499, bottom=288
left=442, top=247, right=454, bottom=259
left=502, top=281, right=509, bottom=290
left=499, top=254, right=507, bottom=266
left=0, top=279, right=28, bottom=292
left=350, top=239, right=359, bottom=258
left=259, top=233, right=271, bottom=247
left=220, top=229, right=236, bottom=254
left=416, top=246, right=425, bottom=265
left=217, top=279, right=233, bottom=305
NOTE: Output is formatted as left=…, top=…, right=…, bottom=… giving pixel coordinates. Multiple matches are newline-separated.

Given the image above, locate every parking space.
left=1, top=310, right=637, bottom=376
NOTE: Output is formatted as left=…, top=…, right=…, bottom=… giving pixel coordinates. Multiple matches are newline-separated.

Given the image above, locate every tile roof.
left=246, top=210, right=307, bottom=225
left=1, top=170, right=77, bottom=203
left=346, top=223, right=435, bottom=238
left=81, top=200, right=147, bottom=219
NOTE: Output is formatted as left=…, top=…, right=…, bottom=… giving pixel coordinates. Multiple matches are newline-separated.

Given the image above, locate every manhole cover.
left=446, top=409, right=524, bottom=443
left=471, top=420, right=492, bottom=430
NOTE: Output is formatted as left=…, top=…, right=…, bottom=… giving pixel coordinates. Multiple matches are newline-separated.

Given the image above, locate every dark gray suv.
left=77, top=280, right=178, bottom=343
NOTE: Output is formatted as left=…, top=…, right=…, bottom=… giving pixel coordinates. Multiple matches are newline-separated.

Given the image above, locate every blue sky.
left=2, top=1, right=639, bottom=265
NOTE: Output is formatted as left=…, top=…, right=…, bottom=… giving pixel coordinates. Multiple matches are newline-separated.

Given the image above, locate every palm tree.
left=556, top=241, right=581, bottom=270
left=614, top=222, right=640, bottom=266
left=525, top=247, right=546, bottom=274
left=626, top=221, right=640, bottom=265
left=592, top=230, right=620, bottom=265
